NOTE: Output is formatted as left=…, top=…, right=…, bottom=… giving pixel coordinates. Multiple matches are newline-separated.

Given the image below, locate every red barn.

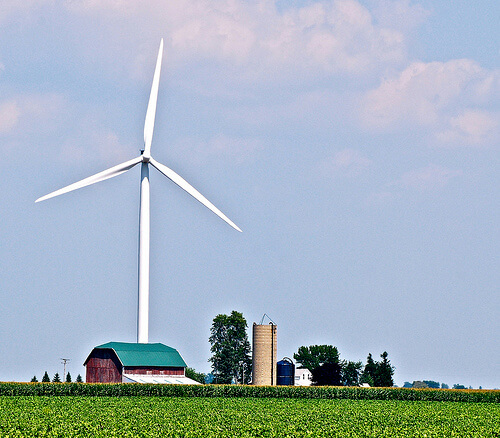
left=84, top=342, right=200, bottom=384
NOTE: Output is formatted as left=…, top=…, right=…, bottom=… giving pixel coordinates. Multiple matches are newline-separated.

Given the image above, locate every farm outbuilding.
left=84, top=342, right=200, bottom=384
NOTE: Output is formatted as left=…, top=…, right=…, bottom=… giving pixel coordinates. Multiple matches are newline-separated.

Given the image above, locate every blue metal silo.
left=277, top=357, right=295, bottom=386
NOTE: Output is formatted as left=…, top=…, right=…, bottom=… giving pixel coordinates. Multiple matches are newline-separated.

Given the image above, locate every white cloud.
left=367, top=163, right=463, bottom=204
left=0, top=94, right=66, bottom=156
left=14, top=93, right=63, bottom=123
left=63, top=0, right=408, bottom=76
left=397, top=164, right=462, bottom=191
left=22, top=94, right=65, bottom=121
left=437, top=110, right=499, bottom=146
left=0, top=100, right=21, bottom=134
left=0, top=94, right=64, bottom=136
left=0, top=92, right=133, bottom=165
left=319, top=148, right=371, bottom=178
left=363, top=60, right=490, bottom=126
left=361, top=59, right=500, bottom=146
left=260, top=0, right=405, bottom=73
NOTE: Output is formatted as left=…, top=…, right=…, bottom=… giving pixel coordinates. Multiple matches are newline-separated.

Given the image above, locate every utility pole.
left=60, top=358, right=70, bottom=381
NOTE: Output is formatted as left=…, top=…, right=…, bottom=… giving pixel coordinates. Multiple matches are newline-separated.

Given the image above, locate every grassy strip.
left=0, top=383, right=498, bottom=402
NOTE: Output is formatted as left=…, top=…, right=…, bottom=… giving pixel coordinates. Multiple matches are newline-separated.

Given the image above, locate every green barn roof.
left=84, top=342, right=187, bottom=368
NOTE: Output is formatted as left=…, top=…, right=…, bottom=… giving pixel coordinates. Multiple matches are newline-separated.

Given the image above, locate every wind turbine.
left=36, top=39, right=241, bottom=344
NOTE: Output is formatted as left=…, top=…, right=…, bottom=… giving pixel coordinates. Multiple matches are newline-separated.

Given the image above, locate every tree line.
left=293, top=345, right=394, bottom=387
left=403, top=381, right=474, bottom=390
left=31, top=372, right=83, bottom=383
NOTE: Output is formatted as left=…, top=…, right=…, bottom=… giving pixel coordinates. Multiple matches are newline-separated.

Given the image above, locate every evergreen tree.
left=375, top=351, right=394, bottom=387
left=52, top=372, right=61, bottom=383
left=360, top=353, right=377, bottom=386
left=360, top=352, right=394, bottom=387
left=42, top=371, right=50, bottom=382
left=31, top=376, right=38, bottom=382
left=209, top=311, right=252, bottom=384
left=342, top=361, right=363, bottom=386
left=66, top=372, right=72, bottom=383
left=76, top=374, right=83, bottom=383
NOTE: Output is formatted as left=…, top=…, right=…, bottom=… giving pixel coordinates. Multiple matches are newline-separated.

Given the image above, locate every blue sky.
left=0, top=0, right=498, bottom=388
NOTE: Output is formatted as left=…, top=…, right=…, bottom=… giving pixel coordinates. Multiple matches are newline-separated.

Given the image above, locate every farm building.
left=295, top=368, right=313, bottom=386
left=84, top=342, right=201, bottom=384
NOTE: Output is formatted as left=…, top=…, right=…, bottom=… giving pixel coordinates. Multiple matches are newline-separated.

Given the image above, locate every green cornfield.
left=1, top=383, right=499, bottom=402
left=1, top=396, right=499, bottom=437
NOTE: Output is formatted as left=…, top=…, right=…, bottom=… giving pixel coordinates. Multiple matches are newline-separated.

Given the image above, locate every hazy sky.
left=0, top=0, right=498, bottom=388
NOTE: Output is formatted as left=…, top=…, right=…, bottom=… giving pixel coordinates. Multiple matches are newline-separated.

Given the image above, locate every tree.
left=294, top=345, right=342, bottom=386
left=314, top=362, right=342, bottom=386
left=423, top=380, right=440, bottom=389
left=412, top=381, right=428, bottom=388
left=185, top=367, right=206, bottom=384
left=441, top=383, right=449, bottom=389
left=76, top=374, right=83, bottom=383
left=360, top=353, right=376, bottom=386
left=375, top=351, right=394, bottom=387
left=31, top=376, right=38, bottom=382
left=66, top=372, right=72, bottom=383
left=52, top=372, right=61, bottom=383
left=42, top=371, right=50, bottom=382
left=209, top=311, right=252, bottom=384
left=403, top=381, right=412, bottom=388
left=342, top=361, right=363, bottom=386
left=294, top=345, right=340, bottom=372
left=360, top=352, right=394, bottom=387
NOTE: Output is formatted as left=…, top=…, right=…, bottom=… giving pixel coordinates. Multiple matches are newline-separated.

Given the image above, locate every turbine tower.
left=36, top=39, right=241, bottom=344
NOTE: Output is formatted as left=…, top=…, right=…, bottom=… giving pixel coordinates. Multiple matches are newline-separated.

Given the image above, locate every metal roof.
left=84, top=342, right=187, bottom=368
left=123, top=374, right=201, bottom=385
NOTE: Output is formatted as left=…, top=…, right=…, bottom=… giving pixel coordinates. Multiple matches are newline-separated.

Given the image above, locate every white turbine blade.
left=36, top=156, right=143, bottom=203
left=150, top=157, right=242, bottom=232
left=143, top=39, right=163, bottom=158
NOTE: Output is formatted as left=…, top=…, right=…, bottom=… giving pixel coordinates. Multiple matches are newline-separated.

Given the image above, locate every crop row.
left=1, top=396, right=499, bottom=437
left=0, top=382, right=498, bottom=402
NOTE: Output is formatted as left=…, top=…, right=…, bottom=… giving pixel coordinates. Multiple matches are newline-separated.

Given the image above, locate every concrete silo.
left=252, top=322, right=277, bottom=385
